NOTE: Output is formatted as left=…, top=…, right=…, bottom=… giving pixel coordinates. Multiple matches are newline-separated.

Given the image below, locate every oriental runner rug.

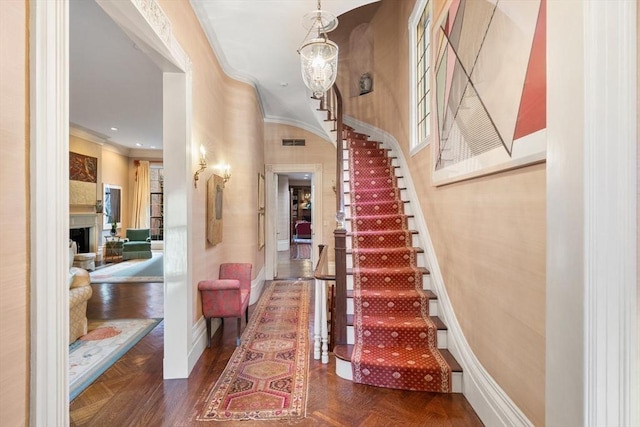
left=198, top=280, right=310, bottom=422
left=347, top=132, right=452, bottom=392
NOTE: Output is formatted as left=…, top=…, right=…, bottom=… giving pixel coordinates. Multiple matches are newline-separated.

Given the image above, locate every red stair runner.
left=347, top=133, right=452, bottom=392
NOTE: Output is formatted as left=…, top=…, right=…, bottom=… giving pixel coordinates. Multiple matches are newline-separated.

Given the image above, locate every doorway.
left=265, top=164, right=323, bottom=280
left=32, top=0, right=193, bottom=422
left=275, top=173, right=313, bottom=279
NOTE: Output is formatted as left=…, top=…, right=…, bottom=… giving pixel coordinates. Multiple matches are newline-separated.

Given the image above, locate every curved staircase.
left=333, top=127, right=462, bottom=393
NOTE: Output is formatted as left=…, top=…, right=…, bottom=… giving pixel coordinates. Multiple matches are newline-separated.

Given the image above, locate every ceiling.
left=69, top=0, right=378, bottom=151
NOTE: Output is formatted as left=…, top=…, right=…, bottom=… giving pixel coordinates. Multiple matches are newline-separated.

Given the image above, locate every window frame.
left=408, top=0, right=432, bottom=155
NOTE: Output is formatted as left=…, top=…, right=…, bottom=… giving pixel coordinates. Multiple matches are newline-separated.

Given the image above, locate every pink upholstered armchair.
left=198, top=263, right=252, bottom=347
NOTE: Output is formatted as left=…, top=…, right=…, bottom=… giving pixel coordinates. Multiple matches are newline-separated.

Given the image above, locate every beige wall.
left=264, top=123, right=338, bottom=260
left=334, top=0, right=546, bottom=424
left=0, top=1, right=28, bottom=425
left=157, top=0, right=265, bottom=323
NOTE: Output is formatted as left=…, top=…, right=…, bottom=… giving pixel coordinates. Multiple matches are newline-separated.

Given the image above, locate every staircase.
left=332, top=127, right=462, bottom=393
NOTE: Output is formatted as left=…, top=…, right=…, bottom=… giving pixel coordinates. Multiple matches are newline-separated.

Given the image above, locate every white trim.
left=265, top=164, right=323, bottom=280
left=98, top=0, right=194, bottom=381
left=33, top=0, right=195, bottom=420
left=69, top=124, right=107, bottom=145
left=344, top=116, right=532, bottom=427
left=408, top=0, right=431, bottom=153
left=30, top=1, right=70, bottom=425
left=264, top=116, right=333, bottom=144
left=98, top=0, right=195, bottom=380
left=583, top=1, right=638, bottom=426
left=249, top=267, right=266, bottom=305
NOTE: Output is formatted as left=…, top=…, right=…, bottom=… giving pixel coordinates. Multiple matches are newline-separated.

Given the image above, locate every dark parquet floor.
left=69, top=249, right=483, bottom=426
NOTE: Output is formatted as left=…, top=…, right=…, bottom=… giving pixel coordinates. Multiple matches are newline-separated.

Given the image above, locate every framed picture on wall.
left=432, top=0, right=546, bottom=185
left=258, top=173, right=265, bottom=249
left=207, top=174, right=224, bottom=246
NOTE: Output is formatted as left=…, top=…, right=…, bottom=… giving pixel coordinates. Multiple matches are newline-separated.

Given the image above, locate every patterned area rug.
left=290, top=243, right=311, bottom=259
left=198, top=280, right=310, bottom=422
left=69, top=318, right=161, bottom=400
left=347, top=132, right=452, bottom=392
left=90, top=252, right=163, bottom=283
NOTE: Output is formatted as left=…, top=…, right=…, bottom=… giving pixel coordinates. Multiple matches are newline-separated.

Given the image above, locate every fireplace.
left=69, top=213, right=100, bottom=255
left=69, top=227, right=91, bottom=253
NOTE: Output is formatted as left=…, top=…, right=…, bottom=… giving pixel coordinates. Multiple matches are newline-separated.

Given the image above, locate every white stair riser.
left=346, top=297, right=438, bottom=316
left=335, top=358, right=463, bottom=393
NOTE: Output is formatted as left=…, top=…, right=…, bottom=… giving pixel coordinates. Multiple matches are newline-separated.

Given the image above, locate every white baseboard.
left=250, top=266, right=266, bottom=305
left=188, top=265, right=266, bottom=372
left=277, top=239, right=290, bottom=252
left=188, top=316, right=221, bottom=373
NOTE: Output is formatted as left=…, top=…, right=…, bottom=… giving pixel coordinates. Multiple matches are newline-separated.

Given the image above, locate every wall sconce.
left=194, top=144, right=207, bottom=188
left=220, top=164, right=231, bottom=186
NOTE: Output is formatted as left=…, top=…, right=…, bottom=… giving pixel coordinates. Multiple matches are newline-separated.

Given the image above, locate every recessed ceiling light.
left=135, top=143, right=142, bottom=147
left=150, top=145, right=156, bottom=149
left=110, top=127, right=118, bottom=131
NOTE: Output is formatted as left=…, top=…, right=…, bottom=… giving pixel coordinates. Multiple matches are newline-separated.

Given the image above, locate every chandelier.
left=298, top=0, right=339, bottom=98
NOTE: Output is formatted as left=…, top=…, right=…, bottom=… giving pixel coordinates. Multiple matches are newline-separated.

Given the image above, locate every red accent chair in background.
left=198, top=263, right=253, bottom=347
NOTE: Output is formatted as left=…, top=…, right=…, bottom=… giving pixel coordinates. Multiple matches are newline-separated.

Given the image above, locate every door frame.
left=30, top=0, right=193, bottom=423
left=265, top=164, right=323, bottom=280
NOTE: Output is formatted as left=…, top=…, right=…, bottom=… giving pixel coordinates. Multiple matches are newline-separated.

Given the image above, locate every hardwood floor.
left=70, top=252, right=483, bottom=426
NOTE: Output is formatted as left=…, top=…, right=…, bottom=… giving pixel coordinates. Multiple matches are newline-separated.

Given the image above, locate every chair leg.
left=236, top=317, right=242, bottom=346
left=205, top=317, right=211, bottom=348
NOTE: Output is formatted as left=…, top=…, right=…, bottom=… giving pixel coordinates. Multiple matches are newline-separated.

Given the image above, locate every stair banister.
left=313, top=244, right=332, bottom=363
left=312, top=85, right=347, bottom=350
left=331, top=84, right=347, bottom=348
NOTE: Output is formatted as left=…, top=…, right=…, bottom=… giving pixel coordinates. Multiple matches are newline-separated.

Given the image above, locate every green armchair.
left=122, top=228, right=152, bottom=260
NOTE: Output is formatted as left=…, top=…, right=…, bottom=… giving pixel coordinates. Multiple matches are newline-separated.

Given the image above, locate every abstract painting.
left=433, top=0, right=546, bottom=185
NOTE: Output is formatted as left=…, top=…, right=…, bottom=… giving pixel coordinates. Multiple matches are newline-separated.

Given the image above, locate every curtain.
left=131, top=160, right=150, bottom=229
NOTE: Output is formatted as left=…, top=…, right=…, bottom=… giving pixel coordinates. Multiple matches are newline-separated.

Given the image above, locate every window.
left=150, top=165, right=164, bottom=240
left=409, top=0, right=431, bottom=153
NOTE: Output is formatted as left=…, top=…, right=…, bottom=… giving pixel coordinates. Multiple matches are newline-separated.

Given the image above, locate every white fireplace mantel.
left=69, top=213, right=100, bottom=254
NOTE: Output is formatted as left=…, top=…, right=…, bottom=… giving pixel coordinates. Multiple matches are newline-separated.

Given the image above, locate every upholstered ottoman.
left=73, top=252, right=96, bottom=271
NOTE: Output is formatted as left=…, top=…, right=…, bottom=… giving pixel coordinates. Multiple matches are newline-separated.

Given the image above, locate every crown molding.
left=69, top=123, right=107, bottom=145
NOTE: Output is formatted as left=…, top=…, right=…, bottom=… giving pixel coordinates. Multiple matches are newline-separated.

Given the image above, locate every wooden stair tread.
left=346, top=288, right=436, bottom=299
left=346, top=314, right=447, bottom=330
left=334, top=345, right=462, bottom=373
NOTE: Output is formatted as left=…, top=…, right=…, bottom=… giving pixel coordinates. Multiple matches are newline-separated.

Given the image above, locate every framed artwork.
left=432, top=0, right=546, bottom=185
left=69, top=152, right=98, bottom=205
left=102, top=183, right=122, bottom=229
left=70, top=152, right=97, bottom=183
left=207, top=174, right=224, bottom=246
left=258, top=173, right=265, bottom=249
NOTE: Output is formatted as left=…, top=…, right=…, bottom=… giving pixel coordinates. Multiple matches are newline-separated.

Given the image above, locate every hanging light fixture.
left=298, top=0, right=339, bottom=98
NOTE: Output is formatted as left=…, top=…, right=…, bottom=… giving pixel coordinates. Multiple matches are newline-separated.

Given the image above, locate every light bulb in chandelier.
left=299, top=37, right=339, bottom=98
left=298, top=0, right=339, bottom=98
